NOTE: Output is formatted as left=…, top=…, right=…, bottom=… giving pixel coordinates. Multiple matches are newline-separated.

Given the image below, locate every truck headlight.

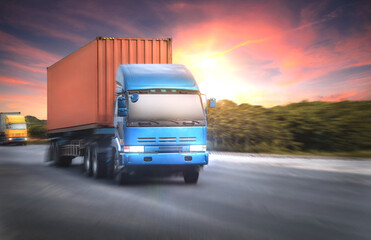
left=123, top=146, right=144, bottom=153
left=8, top=138, right=13, bottom=141
left=190, top=145, right=206, bottom=152
left=24, top=137, right=28, bottom=141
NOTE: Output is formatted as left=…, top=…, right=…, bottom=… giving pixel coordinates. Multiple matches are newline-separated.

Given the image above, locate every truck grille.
left=159, top=137, right=176, bottom=143
left=137, top=137, right=156, bottom=143
left=179, top=137, right=196, bottom=142
left=137, top=137, right=197, bottom=143
left=158, top=146, right=183, bottom=152
left=10, top=133, right=26, bottom=137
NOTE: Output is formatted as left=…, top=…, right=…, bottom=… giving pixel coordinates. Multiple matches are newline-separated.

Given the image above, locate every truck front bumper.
left=6, top=137, right=27, bottom=143
left=120, top=152, right=208, bottom=166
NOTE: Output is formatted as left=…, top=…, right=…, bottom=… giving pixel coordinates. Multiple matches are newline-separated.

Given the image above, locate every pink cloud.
left=0, top=93, right=46, bottom=119
left=66, top=7, right=143, bottom=37
left=0, top=30, right=59, bottom=63
left=2, top=60, right=46, bottom=73
left=169, top=1, right=370, bottom=105
left=19, top=22, right=90, bottom=44
left=0, top=75, right=36, bottom=86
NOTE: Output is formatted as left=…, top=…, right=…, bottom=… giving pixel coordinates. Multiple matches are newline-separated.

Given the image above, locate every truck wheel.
left=50, top=141, right=72, bottom=167
left=112, top=148, right=129, bottom=185
left=106, top=148, right=115, bottom=179
left=92, top=145, right=106, bottom=179
left=183, top=169, right=199, bottom=184
left=83, top=145, right=92, bottom=177
left=115, top=170, right=129, bottom=185
left=59, top=157, right=73, bottom=167
left=50, top=141, right=59, bottom=164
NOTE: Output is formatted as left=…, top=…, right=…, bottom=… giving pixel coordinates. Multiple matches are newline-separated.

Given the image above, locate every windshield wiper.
left=182, top=120, right=202, bottom=126
left=138, top=120, right=160, bottom=126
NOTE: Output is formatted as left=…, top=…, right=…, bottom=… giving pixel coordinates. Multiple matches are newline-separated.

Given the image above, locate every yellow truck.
left=0, top=112, right=28, bottom=145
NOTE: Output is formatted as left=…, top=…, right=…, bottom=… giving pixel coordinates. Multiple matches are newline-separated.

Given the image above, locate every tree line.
left=207, top=100, right=371, bottom=154
left=26, top=100, right=371, bottom=154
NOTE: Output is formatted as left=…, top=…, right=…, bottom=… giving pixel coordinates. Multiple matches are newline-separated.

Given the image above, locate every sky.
left=0, top=0, right=370, bottom=119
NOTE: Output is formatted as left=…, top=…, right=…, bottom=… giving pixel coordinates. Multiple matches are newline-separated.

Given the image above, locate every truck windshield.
left=128, top=94, right=205, bottom=126
left=7, top=123, right=27, bottom=129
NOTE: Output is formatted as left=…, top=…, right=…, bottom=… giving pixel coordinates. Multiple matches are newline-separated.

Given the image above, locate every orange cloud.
left=319, top=91, right=360, bottom=102
left=2, top=60, right=46, bottom=73
left=66, top=8, right=143, bottom=37
left=170, top=1, right=370, bottom=106
left=0, top=75, right=36, bottom=86
left=0, top=30, right=59, bottom=63
left=0, top=93, right=46, bottom=119
left=19, top=22, right=90, bottom=44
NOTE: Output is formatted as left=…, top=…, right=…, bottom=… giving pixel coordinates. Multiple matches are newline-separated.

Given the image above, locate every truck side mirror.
left=208, top=98, right=216, bottom=108
left=116, top=87, right=124, bottom=95
left=131, top=94, right=139, bottom=103
left=118, top=108, right=127, bottom=117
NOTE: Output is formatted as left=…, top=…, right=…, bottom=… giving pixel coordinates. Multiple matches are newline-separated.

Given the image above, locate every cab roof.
left=116, top=64, right=199, bottom=92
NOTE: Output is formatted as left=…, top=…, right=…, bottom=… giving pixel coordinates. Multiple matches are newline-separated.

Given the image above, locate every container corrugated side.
left=47, top=37, right=172, bottom=133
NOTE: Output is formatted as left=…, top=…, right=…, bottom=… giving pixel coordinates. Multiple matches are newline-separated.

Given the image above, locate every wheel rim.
left=84, top=147, right=90, bottom=172
left=52, top=142, right=58, bottom=163
left=92, top=148, right=97, bottom=175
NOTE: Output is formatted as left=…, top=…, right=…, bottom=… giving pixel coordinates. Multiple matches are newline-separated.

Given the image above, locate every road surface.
left=0, top=145, right=370, bottom=240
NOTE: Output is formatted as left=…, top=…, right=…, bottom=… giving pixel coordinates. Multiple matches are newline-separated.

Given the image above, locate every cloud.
left=0, top=93, right=46, bottom=119
left=0, top=75, right=36, bottom=86
left=66, top=6, right=143, bottom=37
left=2, top=60, right=46, bottom=73
left=18, top=23, right=90, bottom=44
left=318, top=91, right=359, bottom=101
left=0, top=0, right=369, bottom=113
left=0, top=30, right=59, bottom=63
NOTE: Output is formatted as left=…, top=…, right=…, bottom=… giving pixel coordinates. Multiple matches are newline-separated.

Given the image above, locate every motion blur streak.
left=0, top=145, right=370, bottom=240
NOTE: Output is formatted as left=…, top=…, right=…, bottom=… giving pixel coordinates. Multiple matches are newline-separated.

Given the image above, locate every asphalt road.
left=1, top=145, right=370, bottom=240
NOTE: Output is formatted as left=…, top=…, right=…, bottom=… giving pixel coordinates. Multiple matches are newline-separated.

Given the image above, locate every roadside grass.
left=264, top=150, right=371, bottom=158
left=209, top=147, right=371, bottom=158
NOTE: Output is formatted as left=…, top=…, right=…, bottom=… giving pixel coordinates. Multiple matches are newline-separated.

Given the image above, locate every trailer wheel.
left=59, top=157, right=73, bottom=167
left=83, top=145, right=92, bottom=177
left=183, top=168, right=199, bottom=184
left=50, top=141, right=72, bottom=167
left=50, top=141, right=58, bottom=164
left=92, top=145, right=105, bottom=179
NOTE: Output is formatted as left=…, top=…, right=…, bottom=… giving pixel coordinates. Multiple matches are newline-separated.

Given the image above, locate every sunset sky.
left=0, top=0, right=370, bottom=119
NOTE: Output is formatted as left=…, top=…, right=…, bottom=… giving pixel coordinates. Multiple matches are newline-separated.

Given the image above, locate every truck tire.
left=59, top=157, right=73, bottom=167
left=106, top=148, right=115, bottom=179
left=111, top=148, right=129, bottom=185
left=183, top=169, right=199, bottom=184
left=92, top=145, right=106, bottom=179
left=50, top=141, right=72, bottom=167
left=50, top=141, right=58, bottom=164
left=115, top=170, right=129, bottom=185
left=83, top=145, right=92, bottom=177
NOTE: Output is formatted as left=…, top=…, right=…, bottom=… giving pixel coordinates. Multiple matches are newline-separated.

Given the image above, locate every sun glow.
left=174, top=49, right=248, bottom=102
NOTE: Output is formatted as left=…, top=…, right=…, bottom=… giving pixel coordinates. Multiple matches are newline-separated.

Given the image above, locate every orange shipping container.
left=47, top=37, right=172, bottom=133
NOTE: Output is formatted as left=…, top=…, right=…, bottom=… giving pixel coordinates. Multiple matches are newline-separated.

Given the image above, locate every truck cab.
left=0, top=113, right=28, bottom=145
left=112, top=64, right=215, bottom=184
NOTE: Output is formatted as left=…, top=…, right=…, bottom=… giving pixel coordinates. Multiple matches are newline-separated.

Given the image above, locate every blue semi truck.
left=47, top=63, right=215, bottom=184
left=111, top=64, right=215, bottom=184
left=47, top=38, right=215, bottom=184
